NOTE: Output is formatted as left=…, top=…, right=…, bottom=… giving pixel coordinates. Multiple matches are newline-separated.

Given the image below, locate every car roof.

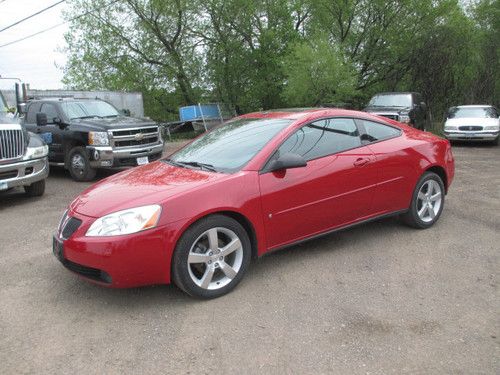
left=28, top=98, right=102, bottom=103
left=372, top=92, right=416, bottom=96
left=238, top=108, right=383, bottom=121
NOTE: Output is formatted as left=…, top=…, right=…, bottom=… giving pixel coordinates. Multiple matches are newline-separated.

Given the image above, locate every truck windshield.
left=447, top=107, right=498, bottom=119
left=369, top=94, right=412, bottom=108
left=166, top=118, right=292, bottom=173
left=61, top=100, right=120, bottom=119
left=0, top=92, right=8, bottom=113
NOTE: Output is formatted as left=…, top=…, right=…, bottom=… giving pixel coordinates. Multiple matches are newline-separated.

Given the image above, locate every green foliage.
left=283, top=38, right=356, bottom=106
left=62, top=0, right=499, bottom=121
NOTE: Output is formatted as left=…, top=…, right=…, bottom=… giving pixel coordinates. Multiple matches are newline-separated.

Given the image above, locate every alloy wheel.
left=71, top=154, right=86, bottom=176
left=187, top=227, right=243, bottom=290
left=416, top=179, right=442, bottom=223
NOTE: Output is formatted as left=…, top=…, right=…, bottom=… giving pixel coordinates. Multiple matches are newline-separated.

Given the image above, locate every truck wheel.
left=24, top=179, right=45, bottom=197
left=68, top=147, right=97, bottom=182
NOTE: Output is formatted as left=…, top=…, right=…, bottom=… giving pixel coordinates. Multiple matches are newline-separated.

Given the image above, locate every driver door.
left=259, top=118, right=378, bottom=249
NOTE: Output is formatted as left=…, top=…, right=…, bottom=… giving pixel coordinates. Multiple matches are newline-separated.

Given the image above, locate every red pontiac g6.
left=53, top=108, right=455, bottom=298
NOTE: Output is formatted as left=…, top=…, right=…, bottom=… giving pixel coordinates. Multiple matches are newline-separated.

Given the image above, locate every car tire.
left=24, top=179, right=45, bottom=197
left=401, top=172, right=445, bottom=229
left=172, top=215, right=252, bottom=299
left=492, top=137, right=499, bottom=146
left=68, top=147, right=97, bottom=182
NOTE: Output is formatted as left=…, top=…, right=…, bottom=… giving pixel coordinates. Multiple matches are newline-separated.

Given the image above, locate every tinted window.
left=447, top=107, right=498, bottom=119
left=277, top=118, right=361, bottom=161
left=361, top=120, right=401, bottom=142
left=40, top=103, right=58, bottom=124
left=61, top=101, right=119, bottom=119
left=169, top=118, right=292, bottom=173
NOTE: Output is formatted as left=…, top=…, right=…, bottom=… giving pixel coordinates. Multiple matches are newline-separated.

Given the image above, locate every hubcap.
left=71, top=154, right=86, bottom=175
left=416, top=179, right=442, bottom=223
left=187, top=227, right=243, bottom=290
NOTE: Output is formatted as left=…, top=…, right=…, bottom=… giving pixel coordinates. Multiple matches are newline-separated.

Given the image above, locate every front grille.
left=379, top=114, right=399, bottom=121
left=110, top=126, right=160, bottom=149
left=0, top=170, right=18, bottom=181
left=62, top=258, right=112, bottom=284
left=459, top=126, right=483, bottom=131
left=115, top=136, right=159, bottom=148
left=0, top=129, right=25, bottom=160
left=61, top=217, right=82, bottom=239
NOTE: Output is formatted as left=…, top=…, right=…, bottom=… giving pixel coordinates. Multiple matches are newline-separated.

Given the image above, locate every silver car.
left=443, top=105, right=499, bottom=145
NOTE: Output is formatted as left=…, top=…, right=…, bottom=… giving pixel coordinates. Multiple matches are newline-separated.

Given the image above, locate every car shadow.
left=450, top=140, right=498, bottom=148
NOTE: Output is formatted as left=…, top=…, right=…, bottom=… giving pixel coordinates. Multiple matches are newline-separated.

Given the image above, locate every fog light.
left=101, top=160, right=112, bottom=167
left=94, top=150, right=100, bottom=160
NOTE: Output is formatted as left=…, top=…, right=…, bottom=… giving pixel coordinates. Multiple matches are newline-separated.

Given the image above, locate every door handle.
left=353, top=157, right=370, bottom=167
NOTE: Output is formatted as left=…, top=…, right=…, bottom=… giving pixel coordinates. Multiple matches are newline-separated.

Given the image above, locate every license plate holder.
left=0, top=182, right=8, bottom=191
left=137, top=156, right=149, bottom=166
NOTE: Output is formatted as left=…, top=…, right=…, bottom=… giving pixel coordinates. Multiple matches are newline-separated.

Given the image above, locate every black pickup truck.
left=364, top=92, right=430, bottom=130
left=23, top=98, right=163, bottom=181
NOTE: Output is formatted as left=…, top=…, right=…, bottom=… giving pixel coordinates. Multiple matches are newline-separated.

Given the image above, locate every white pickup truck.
left=0, top=91, right=49, bottom=196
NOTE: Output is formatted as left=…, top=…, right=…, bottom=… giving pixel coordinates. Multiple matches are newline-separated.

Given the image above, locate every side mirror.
left=120, top=108, right=131, bottom=116
left=420, top=102, right=427, bottom=110
left=7, top=107, right=16, bottom=114
left=267, top=153, right=307, bottom=173
left=36, top=113, right=47, bottom=126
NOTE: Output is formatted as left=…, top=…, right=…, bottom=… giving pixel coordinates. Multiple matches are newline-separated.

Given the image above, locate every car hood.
left=445, top=117, right=499, bottom=126
left=70, top=116, right=157, bottom=131
left=70, top=161, right=227, bottom=217
left=364, top=106, right=411, bottom=114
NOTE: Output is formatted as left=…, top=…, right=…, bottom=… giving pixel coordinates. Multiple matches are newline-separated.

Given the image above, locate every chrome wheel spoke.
left=418, top=205, right=427, bottom=217
left=188, top=253, right=210, bottom=264
left=430, top=192, right=441, bottom=202
left=207, top=228, right=219, bottom=251
left=428, top=205, right=436, bottom=219
left=220, top=238, right=241, bottom=257
left=220, top=262, right=237, bottom=279
left=418, top=191, right=426, bottom=200
left=200, top=267, right=215, bottom=289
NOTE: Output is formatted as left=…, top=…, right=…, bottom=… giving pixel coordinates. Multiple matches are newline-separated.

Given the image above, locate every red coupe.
left=53, top=108, right=455, bottom=298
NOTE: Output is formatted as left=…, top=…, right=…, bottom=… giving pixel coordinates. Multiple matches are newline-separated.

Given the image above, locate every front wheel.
left=172, top=215, right=251, bottom=299
left=24, top=179, right=45, bottom=197
left=401, top=172, right=445, bottom=229
left=67, top=147, right=97, bottom=182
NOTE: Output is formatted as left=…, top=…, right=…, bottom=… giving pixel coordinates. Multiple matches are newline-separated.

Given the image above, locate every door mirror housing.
left=36, top=113, right=47, bottom=126
left=420, top=102, right=427, bottom=111
left=266, top=153, right=307, bottom=173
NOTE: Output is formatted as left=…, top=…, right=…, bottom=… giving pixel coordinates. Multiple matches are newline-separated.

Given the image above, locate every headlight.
left=86, top=205, right=162, bottom=237
left=444, top=125, right=458, bottom=131
left=23, top=144, right=48, bottom=160
left=399, top=115, right=411, bottom=123
left=88, top=131, right=109, bottom=146
left=484, top=125, right=499, bottom=131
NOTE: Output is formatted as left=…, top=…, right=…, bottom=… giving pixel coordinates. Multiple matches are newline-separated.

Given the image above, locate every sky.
left=0, top=0, right=68, bottom=90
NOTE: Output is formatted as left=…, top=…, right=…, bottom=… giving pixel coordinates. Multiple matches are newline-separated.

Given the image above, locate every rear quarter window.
left=360, top=120, right=401, bottom=143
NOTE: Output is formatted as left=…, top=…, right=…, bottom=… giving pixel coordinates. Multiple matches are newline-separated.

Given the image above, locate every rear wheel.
left=172, top=215, right=251, bottom=299
left=68, top=147, right=97, bottom=182
left=401, top=172, right=445, bottom=229
left=24, top=179, right=45, bottom=197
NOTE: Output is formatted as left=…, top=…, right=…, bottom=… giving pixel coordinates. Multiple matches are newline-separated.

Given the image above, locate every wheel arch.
left=424, top=165, right=448, bottom=193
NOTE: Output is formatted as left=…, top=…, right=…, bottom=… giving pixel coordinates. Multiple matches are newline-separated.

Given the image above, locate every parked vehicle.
left=364, top=92, right=430, bottom=130
left=443, top=105, right=499, bottom=145
left=0, top=91, right=49, bottom=196
left=23, top=98, right=163, bottom=181
left=53, top=108, right=454, bottom=298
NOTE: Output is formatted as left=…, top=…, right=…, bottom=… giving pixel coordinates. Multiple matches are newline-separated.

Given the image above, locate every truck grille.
left=458, top=126, right=482, bottom=131
left=0, top=128, right=25, bottom=161
left=110, top=126, right=160, bottom=149
left=379, top=114, right=399, bottom=121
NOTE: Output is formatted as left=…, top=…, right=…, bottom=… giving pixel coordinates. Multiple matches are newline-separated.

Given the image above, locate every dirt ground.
left=0, top=141, right=498, bottom=374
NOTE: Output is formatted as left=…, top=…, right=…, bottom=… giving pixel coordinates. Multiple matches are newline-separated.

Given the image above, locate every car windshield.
left=369, top=94, right=412, bottom=108
left=61, top=100, right=120, bottom=119
left=447, top=107, right=498, bottom=119
left=167, top=118, right=292, bottom=173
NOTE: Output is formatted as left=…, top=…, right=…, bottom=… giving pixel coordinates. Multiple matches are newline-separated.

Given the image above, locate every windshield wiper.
left=165, top=159, right=218, bottom=172
left=72, top=115, right=103, bottom=119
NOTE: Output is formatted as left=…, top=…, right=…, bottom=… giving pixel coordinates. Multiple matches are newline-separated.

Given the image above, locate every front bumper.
left=0, top=157, right=49, bottom=190
left=52, top=210, right=182, bottom=288
left=86, top=141, right=164, bottom=168
left=444, top=131, right=499, bottom=141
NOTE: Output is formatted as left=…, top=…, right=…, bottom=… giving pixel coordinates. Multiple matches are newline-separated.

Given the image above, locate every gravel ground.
left=0, top=141, right=498, bottom=374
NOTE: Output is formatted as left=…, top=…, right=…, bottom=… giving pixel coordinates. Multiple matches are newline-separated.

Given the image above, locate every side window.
left=360, top=120, right=401, bottom=143
left=40, top=104, right=58, bottom=124
left=26, top=103, right=41, bottom=124
left=277, top=118, right=361, bottom=161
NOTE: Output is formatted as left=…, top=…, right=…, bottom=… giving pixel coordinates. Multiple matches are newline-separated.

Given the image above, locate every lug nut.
left=209, top=252, right=213, bottom=256
left=208, top=260, right=212, bottom=264
left=215, top=263, right=219, bottom=268
left=219, top=256, right=223, bottom=260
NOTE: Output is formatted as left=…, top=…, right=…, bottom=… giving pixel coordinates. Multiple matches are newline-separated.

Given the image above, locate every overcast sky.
left=0, top=0, right=68, bottom=90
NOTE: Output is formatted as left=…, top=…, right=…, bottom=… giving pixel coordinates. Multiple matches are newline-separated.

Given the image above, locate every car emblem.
left=134, top=133, right=145, bottom=141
